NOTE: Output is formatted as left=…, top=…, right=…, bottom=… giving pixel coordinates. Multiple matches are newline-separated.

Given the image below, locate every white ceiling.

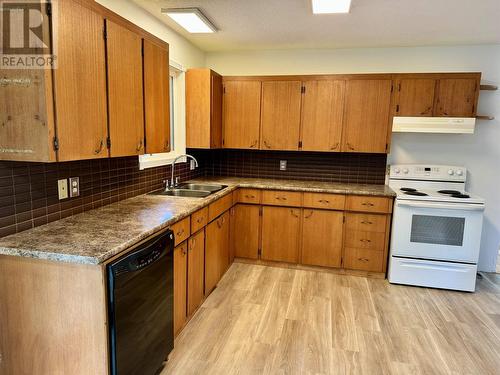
left=133, top=0, right=500, bottom=52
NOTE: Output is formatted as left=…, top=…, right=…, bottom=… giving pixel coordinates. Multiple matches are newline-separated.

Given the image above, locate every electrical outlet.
left=69, top=177, right=80, bottom=197
left=279, top=160, right=287, bottom=171
left=190, top=159, right=196, bottom=170
left=58, top=179, right=68, bottom=200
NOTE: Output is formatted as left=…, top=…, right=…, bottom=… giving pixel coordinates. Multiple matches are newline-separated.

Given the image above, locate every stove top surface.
left=395, top=188, right=485, bottom=204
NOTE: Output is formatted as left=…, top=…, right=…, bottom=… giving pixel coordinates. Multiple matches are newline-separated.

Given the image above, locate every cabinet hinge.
left=223, top=86, right=226, bottom=94
left=398, top=83, right=401, bottom=91
left=340, top=257, right=343, bottom=266
left=106, top=137, right=111, bottom=149
left=395, top=104, right=400, bottom=113
left=103, top=24, right=107, bottom=40
left=259, top=207, right=263, bottom=216
left=391, top=84, right=393, bottom=93
left=46, top=2, right=52, bottom=16
left=298, top=141, right=303, bottom=148
left=53, top=136, right=59, bottom=151
left=472, top=104, right=475, bottom=114
left=301, top=85, right=305, bottom=94
left=222, top=139, right=225, bottom=146
left=385, top=143, right=388, bottom=151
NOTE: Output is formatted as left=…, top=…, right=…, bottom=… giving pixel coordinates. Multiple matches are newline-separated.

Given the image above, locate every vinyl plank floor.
left=162, top=263, right=500, bottom=375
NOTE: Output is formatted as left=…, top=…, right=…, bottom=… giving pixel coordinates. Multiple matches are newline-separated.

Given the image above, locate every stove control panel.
left=390, top=164, right=466, bottom=182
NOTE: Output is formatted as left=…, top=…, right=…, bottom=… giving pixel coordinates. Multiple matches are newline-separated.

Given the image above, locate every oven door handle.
left=396, top=201, right=485, bottom=211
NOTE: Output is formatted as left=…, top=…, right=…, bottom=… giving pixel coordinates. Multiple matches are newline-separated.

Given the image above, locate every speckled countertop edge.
left=0, top=177, right=395, bottom=265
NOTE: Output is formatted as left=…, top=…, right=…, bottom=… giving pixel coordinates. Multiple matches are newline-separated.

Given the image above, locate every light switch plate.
left=69, top=177, right=80, bottom=197
left=279, top=160, right=287, bottom=171
left=58, top=179, right=68, bottom=200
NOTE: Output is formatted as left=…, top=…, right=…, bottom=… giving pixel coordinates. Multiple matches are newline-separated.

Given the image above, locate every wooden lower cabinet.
left=344, top=248, right=384, bottom=272
left=205, top=211, right=230, bottom=295
left=187, top=229, right=205, bottom=316
left=261, top=206, right=301, bottom=263
left=232, top=204, right=260, bottom=259
left=301, top=209, right=343, bottom=268
left=174, top=241, right=188, bottom=337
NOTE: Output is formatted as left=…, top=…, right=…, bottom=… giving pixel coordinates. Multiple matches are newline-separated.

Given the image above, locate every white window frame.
left=139, top=61, right=187, bottom=170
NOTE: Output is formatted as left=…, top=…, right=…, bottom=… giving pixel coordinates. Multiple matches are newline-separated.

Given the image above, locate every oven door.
left=391, top=200, right=484, bottom=263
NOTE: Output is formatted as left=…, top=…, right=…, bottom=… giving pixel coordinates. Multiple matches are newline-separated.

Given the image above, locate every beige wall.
left=207, top=45, right=500, bottom=272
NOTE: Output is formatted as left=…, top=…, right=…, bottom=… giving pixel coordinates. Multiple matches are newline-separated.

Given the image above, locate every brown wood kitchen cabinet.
left=174, top=241, right=188, bottom=337
left=261, top=81, right=303, bottom=150
left=342, top=78, right=393, bottom=153
left=186, top=69, right=223, bottom=148
left=222, top=80, right=262, bottom=149
left=231, top=204, right=260, bottom=259
left=393, top=77, right=437, bottom=117
left=205, top=211, right=230, bottom=295
left=300, top=80, right=345, bottom=152
left=435, top=77, right=479, bottom=117
left=187, top=229, right=205, bottom=316
left=261, top=206, right=301, bottom=263
left=143, top=39, right=170, bottom=154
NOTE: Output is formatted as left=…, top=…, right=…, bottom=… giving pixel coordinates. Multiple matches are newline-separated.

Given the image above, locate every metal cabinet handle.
left=217, top=219, right=223, bottom=228
left=290, top=209, right=299, bottom=218
left=249, top=140, right=257, bottom=148
left=362, top=202, right=374, bottom=207
left=361, top=221, right=373, bottom=225
left=358, top=258, right=369, bottom=262
left=276, top=196, right=287, bottom=201
left=318, top=199, right=330, bottom=204
left=164, top=139, right=170, bottom=151
left=136, top=139, right=143, bottom=152
left=263, top=140, right=271, bottom=149
left=177, top=228, right=184, bottom=236
left=245, top=195, right=255, bottom=199
left=346, top=143, right=355, bottom=151
left=181, top=247, right=187, bottom=256
left=330, top=142, right=339, bottom=150
left=191, top=238, right=196, bottom=248
left=197, top=217, right=203, bottom=223
left=94, top=139, right=104, bottom=154
left=304, top=211, right=313, bottom=219
left=360, top=239, right=372, bottom=243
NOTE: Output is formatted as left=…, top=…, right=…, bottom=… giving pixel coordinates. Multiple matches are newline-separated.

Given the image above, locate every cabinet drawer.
left=303, top=192, right=345, bottom=210
left=345, top=213, right=387, bottom=233
left=191, top=207, right=208, bottom=233
left=344, top=248, right=384, bottom=272
left=262, top=190, right=302, bottom=207
left=236, top=188, right=261, bottom=204
left=208, top=193, right=233, bottom=222
left=344, top=230, right=386, bottom=251
left=346, top=195, right=392, bottom=213
left=172, top=217, right=191, bottom=246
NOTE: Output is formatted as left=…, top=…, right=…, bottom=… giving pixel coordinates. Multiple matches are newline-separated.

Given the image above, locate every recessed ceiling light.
left=162, top=8, right=217, bottom=33
left=312, top=0, right=352, bottom=14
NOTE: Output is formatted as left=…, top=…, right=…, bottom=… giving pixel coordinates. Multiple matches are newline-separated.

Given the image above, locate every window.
left=139, top=62, right=187, bottom=169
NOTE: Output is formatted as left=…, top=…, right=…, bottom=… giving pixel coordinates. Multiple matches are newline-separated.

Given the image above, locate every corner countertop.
left=0, top=177, right=395, bottom=265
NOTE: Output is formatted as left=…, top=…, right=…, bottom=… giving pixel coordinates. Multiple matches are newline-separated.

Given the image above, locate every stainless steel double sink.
left=149, top=183, right=228, bottom=198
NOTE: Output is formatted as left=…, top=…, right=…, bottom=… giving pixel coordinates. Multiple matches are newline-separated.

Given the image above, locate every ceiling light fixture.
left=312, top=0, right=352, bottom=14
left=162, top=8, right=217, bottom=33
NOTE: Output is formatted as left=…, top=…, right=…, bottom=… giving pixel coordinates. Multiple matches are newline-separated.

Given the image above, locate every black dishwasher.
left=107, top=229, right=174, bottom=375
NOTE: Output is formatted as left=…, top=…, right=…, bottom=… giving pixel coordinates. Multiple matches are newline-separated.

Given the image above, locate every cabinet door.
left=106, top=20, right=144, bottom=157
left=435, top=78, right=478, bottom=117
left=143, top=39, right=170, bottom=154
left=223, top=81, right=262, bottom=149
left=301, top=80, right=345, bottom=152
left=261, top=81, right=302, bottom=150
left=187, top=229, right=205, bottom=316
left=342, top=79, right=392, bottom=153
left=395, top=78, right=436, bottom=117
left=174, top=241, right=187, bottom=337
left=218, top=211, right=230, bottom=278
left=261, top=206, right=301, bottom=263
left=55, top=0, right=108, bottom=161
left=301, top=209, right=343, bottom=268
left=206, top=211, right=230, bottom=295
left=232, top=204, right=260, bottom=259
left=211, top=72, right=223, bottom=148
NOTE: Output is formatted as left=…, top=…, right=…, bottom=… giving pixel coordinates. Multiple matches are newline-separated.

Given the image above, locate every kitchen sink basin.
left=176, top=183, right=227, bottom=193
left=149, top=189, right=212, bottom=198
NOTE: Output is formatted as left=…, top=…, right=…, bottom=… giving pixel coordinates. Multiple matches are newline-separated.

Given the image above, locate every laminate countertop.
left=0, top=177, right=395, bottom=265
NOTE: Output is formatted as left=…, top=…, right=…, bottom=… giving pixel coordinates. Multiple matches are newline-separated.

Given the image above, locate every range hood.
left=392, top=117, right=476, bottom=134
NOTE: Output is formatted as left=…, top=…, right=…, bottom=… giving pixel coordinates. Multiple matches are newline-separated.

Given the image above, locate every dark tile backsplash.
left=0, top=156, right=203, bottom=238
left=0, top=150, right=386, bottom=238
left=189, top=149, right=387, bottom=185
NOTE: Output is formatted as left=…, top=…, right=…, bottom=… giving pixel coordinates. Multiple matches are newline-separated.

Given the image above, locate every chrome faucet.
left=169, top=154, right=199, bottom=189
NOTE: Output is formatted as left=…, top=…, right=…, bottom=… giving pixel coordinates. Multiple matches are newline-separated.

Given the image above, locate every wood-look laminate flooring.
left=162, top=263, right=500, bottom=375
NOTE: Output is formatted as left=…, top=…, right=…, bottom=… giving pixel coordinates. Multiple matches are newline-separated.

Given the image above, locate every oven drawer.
left=344, top=248, right=384, bottom=272
left=345, top=213, right=387, bottom=233
left=344, top=230, right=386, bottom=251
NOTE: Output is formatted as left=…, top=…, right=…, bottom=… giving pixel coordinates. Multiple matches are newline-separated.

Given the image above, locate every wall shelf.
left=480, top=84, right=498, bottom=91
left=476, top=115, right=495, bottom=120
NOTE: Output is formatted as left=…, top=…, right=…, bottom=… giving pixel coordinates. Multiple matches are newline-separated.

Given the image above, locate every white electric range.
left=388, top=164, right=485, bottom=292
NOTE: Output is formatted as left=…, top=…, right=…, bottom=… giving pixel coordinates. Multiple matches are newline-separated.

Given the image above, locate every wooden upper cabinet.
left=54, top=0, right=108, bottom=161
left=186, top=69, right=223, bottom=148
left=394, top=78, right=436, bottom=117
left=342, top=79, right=392, bottom=153
left=300, top=80, right=345, bottom=152
left=106, top=20, right=144, bottom=157
left=223, top=80, right=262, bottom=149
left=261, top=81, right=302, bottom=151
left=143, top=40, right=170, bottom=154
left=435, top=78, right=479, bottom=117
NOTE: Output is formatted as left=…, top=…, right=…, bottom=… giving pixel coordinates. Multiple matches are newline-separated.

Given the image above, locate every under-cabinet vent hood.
left=392, top=117, right=476, bottom=134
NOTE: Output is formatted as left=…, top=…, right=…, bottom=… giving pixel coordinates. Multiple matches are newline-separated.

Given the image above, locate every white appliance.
left=392, top=117, right=476, bottom=134
left=388, top=164, right=485, bottom=292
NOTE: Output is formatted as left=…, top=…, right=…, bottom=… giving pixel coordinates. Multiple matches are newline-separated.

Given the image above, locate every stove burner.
left=438, top=190, right=461, bottom=195
left=400, top=188, right=417, bottom=192
left=404, top=191, right=428, bottom=196
left=451, top=193, right=470, bottom=199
